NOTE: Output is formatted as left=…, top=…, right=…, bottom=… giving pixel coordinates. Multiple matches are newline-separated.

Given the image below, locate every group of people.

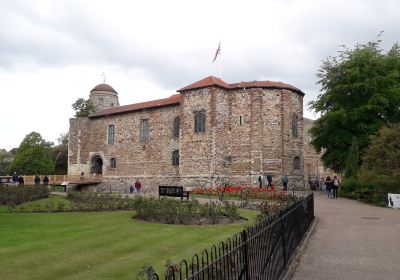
left=11, top=172, right=24, bottom=186
left=129, top=179, right=142, bottom=194
left=10, top=172, right=49, bottom=186
left=257, top=173, right=289, bottom=191
left=325, top=175, right=340, bottom=199
left=34, top=174, right=49, bottom=185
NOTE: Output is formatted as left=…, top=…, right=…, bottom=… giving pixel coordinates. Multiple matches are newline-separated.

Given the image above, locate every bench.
left=159, top=186, right=190, bottom=202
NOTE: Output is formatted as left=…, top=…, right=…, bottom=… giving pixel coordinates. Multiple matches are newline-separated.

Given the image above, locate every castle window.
left=140, top=119, right=149, bottom=142
left=173, top=116, right=180, bottom=138
left=239, top=115, right=245, bottom=125
left=194, top=112, right=205, bottom=133
left=107, top=124, right=115, bottom=145
left=292, top=114, right=298, bottom=138
left=172, top=150, right=179, bottom=166
left=111, top=103, right=114, bottom=107
left=293, top=156, right=301, bottom=170
left=110, top=158, right=116, bottom=168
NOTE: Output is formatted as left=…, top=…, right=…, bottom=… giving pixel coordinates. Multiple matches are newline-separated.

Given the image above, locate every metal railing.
left=152, top=192, right=314, bottom=280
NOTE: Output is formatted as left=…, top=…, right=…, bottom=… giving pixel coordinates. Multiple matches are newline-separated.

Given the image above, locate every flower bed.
left=193, top=185, right=285, bottom=199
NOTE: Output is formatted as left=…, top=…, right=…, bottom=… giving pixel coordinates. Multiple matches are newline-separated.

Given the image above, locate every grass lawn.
left=0, top=198, right=258, bottom=280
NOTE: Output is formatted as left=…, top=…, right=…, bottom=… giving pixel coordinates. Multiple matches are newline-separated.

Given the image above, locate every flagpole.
left=219, top=46, right=222, bottom=79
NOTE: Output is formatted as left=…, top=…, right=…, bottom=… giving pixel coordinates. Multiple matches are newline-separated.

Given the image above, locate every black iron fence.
left=151, top=192, right=314, bottom=280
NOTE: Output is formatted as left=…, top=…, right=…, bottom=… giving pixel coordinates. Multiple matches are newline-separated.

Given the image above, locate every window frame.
left=110, top=157, right=116, bottom=168
left=107, top=124, right=115, bottom=145
left=293, top=156, right=301, bottom=170
left=172, top=150, right=179, bottom=166
left=291, top=113, right=298, bottom=138
left=194, top=111, right=206, bottom=133
left=140, top=119, right=149, bottom=142
left=173, top=116, right=180, bottom=138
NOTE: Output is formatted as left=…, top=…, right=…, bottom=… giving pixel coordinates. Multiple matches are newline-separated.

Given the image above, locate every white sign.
left=388, top=193, right=400, bottom=209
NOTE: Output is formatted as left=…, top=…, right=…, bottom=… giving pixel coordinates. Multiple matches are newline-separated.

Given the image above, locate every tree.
left=344, top=138, right=359, bottom=178
left=362, top=124, right=400, bottom=176
left=72, top=98, right=95, bottom=117
left=310, top=35, right=400, bottom=172
left=52, top=132, right=68, bottom=174
left=0, top=149, right=12, bottom=176
left=9, top=132, right=55, bottom=175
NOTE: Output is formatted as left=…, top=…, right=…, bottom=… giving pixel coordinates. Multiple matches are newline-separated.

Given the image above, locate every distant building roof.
left=89, top=94, right=182, bottom=118
left=178, top=76, right=304, bottom=95
left=90, top=83, right=118, bottom=94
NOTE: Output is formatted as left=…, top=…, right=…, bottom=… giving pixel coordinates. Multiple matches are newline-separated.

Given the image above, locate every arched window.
left=291, top=114, right=298, bottom=138
left=194, top=111, right=205, bottom=133
left=172, top=150, right=179, bottom=166
left=110, top=158, right=116, bottom=168
left=140, top=119, right=149, bottom=142
left=173, top=116, right=180, bottom=137
left=293, top=156, right=301, bottom=170
left=108, top=124, right=115, bottom=145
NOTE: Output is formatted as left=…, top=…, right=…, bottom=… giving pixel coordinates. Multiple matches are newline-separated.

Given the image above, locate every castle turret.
left=89, top=83, right=119, bottom=112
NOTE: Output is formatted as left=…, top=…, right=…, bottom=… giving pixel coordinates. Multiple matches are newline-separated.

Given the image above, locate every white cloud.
left=0, top=0, right=399, bottom=149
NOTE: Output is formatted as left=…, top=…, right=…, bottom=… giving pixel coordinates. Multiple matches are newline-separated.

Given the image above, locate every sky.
left=0, top=0, right=399, bottom=150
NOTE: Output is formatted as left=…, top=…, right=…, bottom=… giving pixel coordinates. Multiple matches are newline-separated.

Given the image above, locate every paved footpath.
left=292, top=191, right=400, bottom=280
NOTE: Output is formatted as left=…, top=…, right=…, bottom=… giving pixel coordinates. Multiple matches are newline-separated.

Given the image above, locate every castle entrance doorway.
left=91, top=155, right=103, bottom=174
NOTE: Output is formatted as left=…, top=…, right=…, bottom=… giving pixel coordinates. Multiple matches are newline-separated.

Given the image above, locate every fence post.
left=241, top=230, right=250, bottom=280
left=280, top=210, right=288, bottom=268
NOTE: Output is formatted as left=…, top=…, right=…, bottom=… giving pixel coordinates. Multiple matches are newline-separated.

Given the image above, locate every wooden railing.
left=21, top=174, right=102, bottom=185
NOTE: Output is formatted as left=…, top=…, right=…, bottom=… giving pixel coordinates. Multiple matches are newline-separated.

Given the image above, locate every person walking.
left=34, top=175, right=41, bottom=185
left=282, top=174, right=289, bottom=191
left=332, top=175, right=340, bottom=199
left=258, top=173, right=263, bottom=188
left=12, top=172, right=19, bottom=187
left=134, top=179, right=141, bottom=192
left=43, top=175, right=49, bottom=185
left=325, top=176, right=333, bottom=199
left=18, top=175, right=24, bottom=186
left=267, top=173, right=273, bottom=189
left=129, top=184, right=134, bottom=194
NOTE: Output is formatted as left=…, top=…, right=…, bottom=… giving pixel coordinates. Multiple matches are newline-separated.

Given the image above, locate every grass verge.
left=0, top=201, right=257, bottom=280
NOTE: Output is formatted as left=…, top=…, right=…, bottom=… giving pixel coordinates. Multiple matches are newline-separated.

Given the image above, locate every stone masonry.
left=68, top=76, right=321, bottom=193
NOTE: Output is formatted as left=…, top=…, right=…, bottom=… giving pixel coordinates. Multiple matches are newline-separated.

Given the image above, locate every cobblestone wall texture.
left=69, top=78, right=319, bottom=193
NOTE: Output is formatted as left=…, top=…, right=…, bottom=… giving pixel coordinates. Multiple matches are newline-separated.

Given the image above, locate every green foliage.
left=0, top=186, right=50, bottom=206
left=72, top=98, right=95, bottom=117
left=340, top=124, right=400, bottom=206
left=66, top=192, right=135, bottom=211
left=340, top=174, right=400, bottom=207
left=361, top=123, right=400, bottom=176
left=9, top=132, right=55, bottom=175
left=0, top=149, right=12, bottom=176
left=310, top=35, right=400, bottom=172
left=52, top=132, right=68, bottom=174
left=344, top=138, right=360, bottom=178
left=133, top=197, right=241, bottom=225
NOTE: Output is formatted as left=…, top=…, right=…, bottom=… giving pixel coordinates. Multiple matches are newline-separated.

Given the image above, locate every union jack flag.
left=212, top=42, right=221, bottom=63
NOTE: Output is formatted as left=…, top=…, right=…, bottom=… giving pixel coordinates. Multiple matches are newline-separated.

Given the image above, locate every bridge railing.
left=21, top=174, right=102, bottom=185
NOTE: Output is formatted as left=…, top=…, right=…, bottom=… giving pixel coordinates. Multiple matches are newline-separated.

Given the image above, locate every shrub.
left=133, top=197, right=241, bottom=225
left=66, top=192, right=136, bottom=211
left=0, top=186, right=50, bottom=206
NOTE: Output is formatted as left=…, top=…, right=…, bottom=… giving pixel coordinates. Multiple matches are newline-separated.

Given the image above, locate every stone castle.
left=68, top=76, right=322, bottom=192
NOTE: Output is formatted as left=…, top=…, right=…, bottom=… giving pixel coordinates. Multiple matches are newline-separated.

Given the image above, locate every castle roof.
left=89, top=76, right=304, bottom=118
left=89, top=94, right=182, bottom=118
left=90, top=83, right=118, bottom=94
left=178, top=76, right=304, bottom=95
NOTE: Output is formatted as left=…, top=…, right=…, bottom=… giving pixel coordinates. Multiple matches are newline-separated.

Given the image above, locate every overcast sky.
left=0, top=0, right=399, bottom=150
